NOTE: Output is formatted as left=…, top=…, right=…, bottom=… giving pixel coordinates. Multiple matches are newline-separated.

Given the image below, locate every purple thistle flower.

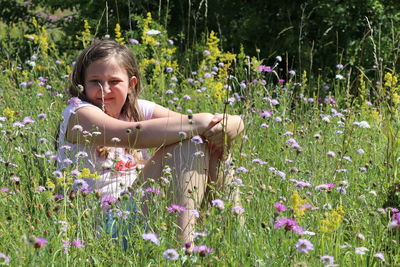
left=274, top=218, right=303, bottom=233
left=142, top=232, right=160, bottom=245
left=274, top=202, right=287, bottom=212
left=72, top=238, right=84, bottom=248
left=144, top=187, right=161, bottom=195
left=163, top=248, right=179, bottom=260
left=168, top=204, right=186, bottom=213
left=101, top=195, right=117, bottom=212
left=33, top=237, right=48, bottom=249
left=193, top=245, right=213, bottom=256
left=295, top=239, right=314, bottom=253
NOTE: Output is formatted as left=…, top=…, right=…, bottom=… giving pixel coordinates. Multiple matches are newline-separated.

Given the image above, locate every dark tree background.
left=1, top=0, right=400, bottom=73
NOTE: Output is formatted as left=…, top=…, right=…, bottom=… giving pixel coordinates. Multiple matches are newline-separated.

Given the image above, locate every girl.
left=56, top=40, right=244, bottom=246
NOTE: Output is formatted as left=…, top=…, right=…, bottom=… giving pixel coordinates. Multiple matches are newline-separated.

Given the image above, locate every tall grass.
left=1, top=12, right=400, bottom=266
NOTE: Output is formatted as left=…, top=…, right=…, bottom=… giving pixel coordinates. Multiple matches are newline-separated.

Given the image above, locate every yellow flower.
left=76, top=20, right=93, bottom=48
left=290, top=191, right=308, bottom=217
left=3, top=107, right=16, bottom=122
left=320, top=206, right=345, bottom=233
left=114, top=23, right=124, bottom=44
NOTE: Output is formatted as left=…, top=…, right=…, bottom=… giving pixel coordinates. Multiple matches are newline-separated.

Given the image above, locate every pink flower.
left=33, top=237, right=47, bottom=249
left=274, top=218, right=303, bottom=234
left=274, top=202, right=287, bottom=212
left=101, top=195, right=117, bottom=212
left=168, top=204, right=186, bottom=213
left=72, top=238, right=84, bottom=248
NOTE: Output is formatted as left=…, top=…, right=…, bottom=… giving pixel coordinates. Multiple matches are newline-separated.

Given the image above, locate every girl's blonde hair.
left=69, top=40, right=142, bottom=121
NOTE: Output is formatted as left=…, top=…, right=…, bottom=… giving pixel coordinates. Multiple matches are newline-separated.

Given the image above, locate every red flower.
left=114, top=160, right=125, bottom=171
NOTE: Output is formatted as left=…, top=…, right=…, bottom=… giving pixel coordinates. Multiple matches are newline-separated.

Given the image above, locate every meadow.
left=1, top=12, right=400, bottom=266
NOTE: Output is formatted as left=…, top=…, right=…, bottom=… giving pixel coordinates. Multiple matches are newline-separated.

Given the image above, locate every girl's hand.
left=202, top=114, right=244, bottom=151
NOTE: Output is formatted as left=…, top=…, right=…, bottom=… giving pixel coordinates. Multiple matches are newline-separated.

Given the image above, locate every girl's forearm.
left=67, top=108, right=214, bottom=148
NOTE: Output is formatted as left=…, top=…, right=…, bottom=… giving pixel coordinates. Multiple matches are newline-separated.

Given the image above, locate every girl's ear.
left=129, top=76, right=138, bottom=88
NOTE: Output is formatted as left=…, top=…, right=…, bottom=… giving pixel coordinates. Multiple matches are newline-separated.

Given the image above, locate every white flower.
left=358, top=121, right=371, bottom=128
left=374, top=252, right=385, bottom=262
left=146, top=29, right=161, bottom=35
left=335, top=74, right=344, bottom=80
left=355, top=246, right=369, bottom=255
left=275, top=56, right=282, bottom=62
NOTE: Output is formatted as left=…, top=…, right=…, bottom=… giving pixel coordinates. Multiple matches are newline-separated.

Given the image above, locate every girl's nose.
left=98, top=82, right=112, bottom=93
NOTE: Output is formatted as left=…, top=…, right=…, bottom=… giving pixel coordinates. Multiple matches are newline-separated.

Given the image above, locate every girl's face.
left=84, top=56, right=137, bottom=118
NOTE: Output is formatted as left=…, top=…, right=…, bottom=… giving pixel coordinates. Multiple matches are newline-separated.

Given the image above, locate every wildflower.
left=75, top=151, right=88, bottom=158
left=289, top=70, right=296, bottom=76
left=327, top=151, right=336, bottom=157
left=259, top=65, right=272, bottom=72
left=68, top=97, right=82, bottom=107
left=291, top=191, right=308, bottom=217
left=355, top=247, right=369, bottom=255
left=0, top=253, right=10, bottom=264
left=320, top=255, right=335, bottom=265
left=315, top=183, right=335, bottom=192
left=73, top=179, right=89, bottom=192
left=183, top=94, right=191, bottom=100
left=335, top=74, right=344, bottom=80
left=129, top=39, right=139, bottom=44
left=62, top=240, right=70, bottom=253
left=36, top=186, right=46, bottom=192
left=336, top=64, right=344, bottom=70
left=232, top=205, right=245, bottom=215
left=203, top=50, right=211, bottom=56
left=274, top=218, right=303, bottom=233
left=33, top=237, right=48, bottom=249
left=189, top=209, right=200, bottom=218
left=193, top=245, right=213, bottom=256
left=71, top=124, right=83, bottom=132
left=276, top=56, right=282, bottom=62
left=357, top=148, right=365, bottom=154
left=142, top=233, right=160, bottom=245
left=295, top=239, right=314, bottom=253
left=72, top=238, right=84, bottom=248
left=374, top=252, right=385, bottom=262
left=259, top=110, right=273, bottom=118
left=163, top=249, right=179, bottom=260
left=274, top=202, right=287, bottom=212
left=211, top=199, right=225, bottom=210
left=191, top=135, right=204, bottom=144
left=101, top=195, right=117, bottom=212
left=236, top=166, right=248, bottom=173
left=320, top=206, right=345, bottom=233
left=146, top=29, right=161, bottom=35
left=295, top=181, right=312, bottom=189
left=168, top=204, right=186, bottom=213
left=354, top=121, right=371, bottom=128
